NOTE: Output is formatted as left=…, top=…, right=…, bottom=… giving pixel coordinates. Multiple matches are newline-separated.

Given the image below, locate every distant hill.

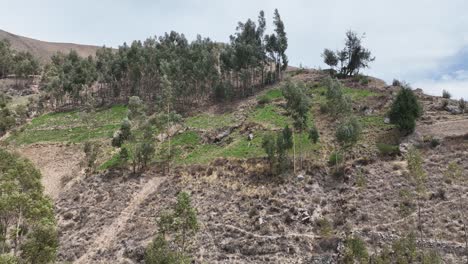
left=0, top=29, right=102, bottom=64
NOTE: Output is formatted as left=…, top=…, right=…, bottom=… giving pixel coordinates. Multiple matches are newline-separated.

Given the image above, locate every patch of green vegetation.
left=248, top=104, right=291, bottom=129
left=359, top=115, right=394, bottom=129
left=185, top=113, right=237, bottom=130
left=169, top=131, right=266, bottom=165
left=263, top=88, right=283, bottom=100
left=8, top=105, right=127, bottom=145
left=292, top=131, right=320, bottom=154
left=343, top=87, right=379, bottom=100
left=98, top=152, right=121, bottom=170
left=171, top=131, right=201, bottom=146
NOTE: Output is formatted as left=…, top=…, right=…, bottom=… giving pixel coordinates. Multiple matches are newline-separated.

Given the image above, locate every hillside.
left=4, top=70, right=467, bottom=263
left=0, top=29, right=101, bottom=63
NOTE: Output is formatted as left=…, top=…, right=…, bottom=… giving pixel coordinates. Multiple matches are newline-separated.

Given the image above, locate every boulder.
left=445, top=105, right=462, bottom=115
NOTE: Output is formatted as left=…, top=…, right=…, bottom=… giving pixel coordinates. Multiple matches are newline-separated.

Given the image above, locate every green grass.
left=343, top=87, right=380, bottom=100
left=359, top=115, right=394, bottom=129
left=185, top=113, right=237, bottom=130
left=98, top=152, right=122, bottom=170
left=8, top=105, right=128, bottom=145
left=248, top=105, right=292, bottom=129
left=262, top=88, right=283, bottom=100
left=178, top=132, right=266, bottom=164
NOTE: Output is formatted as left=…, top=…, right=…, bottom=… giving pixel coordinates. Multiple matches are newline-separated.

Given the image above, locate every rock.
left=297, top=174, right=305, bottom=181
left=445, top=105, right=462, bottom=115
left=363, top=107, right=374, bottom=116
left=167, top=124, right=184, bottom=137
left=399, top=143, right=411, bottom=154
left=156, top=133, right=168, bottom=142
left=384, top=117, right=390, bottom=124
left=214, top=128, right=233, bottom=143
left=258, top=217, right=264, bottom=225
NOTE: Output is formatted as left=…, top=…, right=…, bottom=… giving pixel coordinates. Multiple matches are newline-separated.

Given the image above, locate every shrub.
left=441, top=99, right=449, bottom=109
left=83, top=141, right=101, bottom=172
left=262, top=134, right=276, bottom=171
left=388, top=86, right=422, bottom=134
left=336, top=117, right=362, bottom=148
left=354, top=75, right=369, bottom=86
left=316, top=218, right=333, bottom=237
left=343, top=236, right=369, bottom=264
left=459, top=98, right=466, bottom=113
left=429, top=137, right=440, bottom=148
left=323, top=77, right=352, bottom=117
left=376, top=143, right=400, bottom=156
left=444, top=161, right=462, bottom=182
left=442, top=89, right=451, bottom=99
left=308, top=125, right=320, bottom=144
left=282, top=81, right=311, bottom=130
left=392, top=79, right=402, bottom=86
left=399, top=188, right=415, bottom=216
left=328, top=151, right=343, bottom=166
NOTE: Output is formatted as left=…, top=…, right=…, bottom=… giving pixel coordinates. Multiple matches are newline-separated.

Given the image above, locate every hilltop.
left=0, top=29, right=101, bottom=63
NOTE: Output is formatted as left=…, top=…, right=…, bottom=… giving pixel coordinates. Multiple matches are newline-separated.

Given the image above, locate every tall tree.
left=266, top=9, right=288, bottom=80
left=322, top=30, right=374, bottom=77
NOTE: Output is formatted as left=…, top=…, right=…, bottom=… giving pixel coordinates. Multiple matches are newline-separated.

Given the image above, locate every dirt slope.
left=17, top=143, right=84, bottom=200
left=0, top=29, right=102, bottom=63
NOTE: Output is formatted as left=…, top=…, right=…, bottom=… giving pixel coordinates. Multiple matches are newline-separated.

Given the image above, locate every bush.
left=392, top=79, right=402, bottom=86
left=429, top=137, right=440, bottom=148
left=83, top=141, right=101, bottom=172
left=442, top=89, right=451, bottom=99
left=441, top=99, right=449, bottom=109
left=376, top=143, right=400, bottom=156
left=328, top=151, right=343, bottom=166
left=336, top=117, right=362, bottom=148
left=323, top=77, right=352, bottom=117
left=388, top=86, right=422, bottom=134
left=354, top=75, right=369, bottom=86
left=308, top=125, right=319, bottom=144
left=262, top=133, right=276, bottom=171
left=316, top=218, right=333, bottom=237
left=459, top=98, right=466, bottom=113
left=343, top=236, right=369, bottom=264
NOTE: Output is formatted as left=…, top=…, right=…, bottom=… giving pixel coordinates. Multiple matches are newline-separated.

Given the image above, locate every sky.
left=1, top=0, right=468, bottom=98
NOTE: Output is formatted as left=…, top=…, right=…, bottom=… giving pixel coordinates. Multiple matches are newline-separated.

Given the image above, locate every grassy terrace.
left=11, top=84, right=375, bottom=167
left=8, top=105, right=127, bottom=144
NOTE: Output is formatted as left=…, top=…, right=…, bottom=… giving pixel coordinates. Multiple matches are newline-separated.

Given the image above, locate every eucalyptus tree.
left=265, top=9, right=288, bottom=80
left=0, top=149, right=58, bottom=263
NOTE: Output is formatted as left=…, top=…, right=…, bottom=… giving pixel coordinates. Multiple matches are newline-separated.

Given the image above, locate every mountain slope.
left=0, top=29, right=101, bottom=63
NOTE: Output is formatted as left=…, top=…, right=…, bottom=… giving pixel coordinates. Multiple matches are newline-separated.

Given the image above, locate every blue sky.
left=1, top=0, right=468, bottom=98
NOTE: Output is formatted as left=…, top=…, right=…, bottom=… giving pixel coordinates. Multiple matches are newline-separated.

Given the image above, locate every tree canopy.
left=40, top=10, right=288, bottom=113
left=0, top=148, right=58, bottom=263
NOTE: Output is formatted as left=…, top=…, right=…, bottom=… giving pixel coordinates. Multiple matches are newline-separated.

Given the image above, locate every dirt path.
left=17, top=144, right=84, bottom=200
left=75, top=176, right=165, bottom=264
